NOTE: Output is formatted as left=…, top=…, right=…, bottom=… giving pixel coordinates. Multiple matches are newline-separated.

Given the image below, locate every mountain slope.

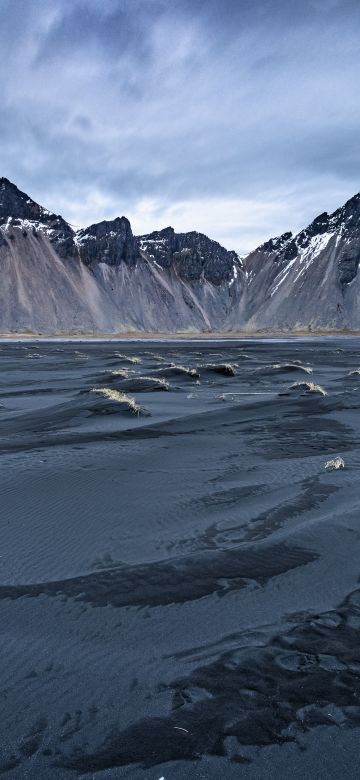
left=1, top=176, right=360, bottom=334
left=244, top=194, right=360, bottom=331
left=0, top=178, right=246, bottom=333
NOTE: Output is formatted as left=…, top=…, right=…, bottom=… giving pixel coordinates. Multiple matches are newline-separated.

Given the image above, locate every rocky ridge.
left=0, top=177, right=76, bottom=258
left=245, top=192, right=360, bottom=330
left=138, top=226, right=243, bottom=285
left=0, top=176, right=360, bottom=333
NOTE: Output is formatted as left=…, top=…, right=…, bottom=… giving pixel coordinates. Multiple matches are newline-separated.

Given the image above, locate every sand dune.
left=0, top=338, right=360, bottom=778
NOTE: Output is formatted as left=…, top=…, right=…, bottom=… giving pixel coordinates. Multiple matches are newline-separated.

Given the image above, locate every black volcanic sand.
left=1, top=339, right=360, bottom=778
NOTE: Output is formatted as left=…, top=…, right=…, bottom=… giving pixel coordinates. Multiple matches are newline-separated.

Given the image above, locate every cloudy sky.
left=0, top=0, right=359, bottom=252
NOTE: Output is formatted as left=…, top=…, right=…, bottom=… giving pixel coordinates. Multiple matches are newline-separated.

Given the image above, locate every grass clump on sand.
left=111, top=368, right=129, bottom=378
left=325, top=457, right=345, bottom=470
left=169, top=363, right=200, bottom=378
left=288, top=381, right=327, bottom=396
left=208, top=363, right=237, bottom=376
left=139, top=376, right=170, bottom=390
left=148, top=352, right=167, bottom=362
left=74, top=350, right=88, bottom=359
left=113, top=352, right=141, bottom=364
left=272, top=363, right=312, bottom=374
left=91, top=387, right=142, bottom=414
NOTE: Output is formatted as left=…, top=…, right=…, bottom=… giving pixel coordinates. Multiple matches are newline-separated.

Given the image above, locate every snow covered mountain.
left=0, top=176, right=359, bottom=334
left=244, top=193, right=360, bottom=331
left=0, top=178, right=246, bottom=333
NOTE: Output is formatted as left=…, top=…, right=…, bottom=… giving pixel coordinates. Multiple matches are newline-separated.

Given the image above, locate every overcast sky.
left=0, top=0, right=359, bottom=251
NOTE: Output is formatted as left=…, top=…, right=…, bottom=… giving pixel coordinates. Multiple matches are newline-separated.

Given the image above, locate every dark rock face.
left=76, top=217, right=140, bottom=268
left=0, top=177, right=44, bottom=222
left=138, top=226, right=176, bottom=269
left=338, top=251, right=360, bottom=286
left=331, top=194, right=360, bottom=287
left=43, top=217, right=77, bottom=259
left=0, top=177, right=76, bottom=258
left=259, top=231, right=293, bottom=257
left=138, top=227, right=241, bottom=285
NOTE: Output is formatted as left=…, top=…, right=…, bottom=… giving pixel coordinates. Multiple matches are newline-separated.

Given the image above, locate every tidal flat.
left=0, top=338, right=360, bottom=779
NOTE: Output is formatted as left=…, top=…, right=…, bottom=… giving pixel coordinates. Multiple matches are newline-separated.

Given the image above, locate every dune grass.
left=169, top=363, right=200, bottom=378
left=272, top=363, right=312, bottom=374
left=208, top=363, right=237, bottom=376
left=91, top=387, right=142, bottom=414
left=111, top=368, right=130, bottom=378
left=113, top=352, right=141, bottom=364
left=288, top=381, right=327, bottom=396
left=325, top=456, right=345, bottom=470
left=148, top=352, right=167, bottom=362
left=139, top=376, right=170, bottom=390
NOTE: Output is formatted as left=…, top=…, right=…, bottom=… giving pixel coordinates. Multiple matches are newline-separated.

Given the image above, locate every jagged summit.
left=328, top=192, right=360, bottom=234
left=255, top=231, right=293, bottom=256
left=0, top=177, right=22, bottom=191
left=0, top=177, right=26, bottom=191
left=0, top=178, right=76, bottom=258
left=0, top=177, right=51, bottom=223
left=0, top=178, right=243, bottom=284
left=0, top=177, right=246, bottom=333
left=138, top=226, right=241, bottom=285
left=76, top=216, right=140, bottom=268
left=78, top=215, right=132, bottom=232
left=243, top=189, right=360, bottom=332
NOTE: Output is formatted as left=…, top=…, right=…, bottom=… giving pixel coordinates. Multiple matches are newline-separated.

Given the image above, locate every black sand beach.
left=1, top=338, right=360, bottom=778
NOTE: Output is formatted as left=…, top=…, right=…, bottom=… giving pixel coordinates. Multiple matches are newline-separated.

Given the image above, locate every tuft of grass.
left=288, top=381, right=327, bottom=396
left=325, top=456, right=345, bottom=470
left=148, top=352, right=167, bottom=362
left=169, top=363, right=200, bottom=378
left=208, top=363, right=237, bottom=376
left=272, top=363, right=312, bottom=374
left=139, top=376, right=170, bottom=390
left=91, top=387, right=141, bottom=414
left=113, top=352, right=141, bottom=364
left=111, top=368, right=129, bottom=378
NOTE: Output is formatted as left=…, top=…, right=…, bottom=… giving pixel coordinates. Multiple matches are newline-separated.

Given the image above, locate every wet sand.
left=0, top=339, right=360, bottom=778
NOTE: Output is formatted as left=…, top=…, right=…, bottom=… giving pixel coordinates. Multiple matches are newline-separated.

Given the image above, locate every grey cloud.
left=0, top=0, right=359, bottom=250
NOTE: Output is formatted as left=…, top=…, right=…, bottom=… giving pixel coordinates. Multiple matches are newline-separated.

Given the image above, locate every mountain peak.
left=343, top=192, right=360, bottom=207
left=254, top=231, right=293, bottom=256
left=0, top=178, right=44, bottom=223
left=76, top=216, right=139, bottom=268
left=0, top=177, right=77, bottom=258
left=330, top=191, right=360, bottom=227
left=77, top=216, right=131, bottom=236
left=0, top=176, right=17, bottom=188
left=138, top=225, right=242, bottom=285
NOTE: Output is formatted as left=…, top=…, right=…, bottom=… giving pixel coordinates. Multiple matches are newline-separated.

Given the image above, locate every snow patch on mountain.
left=292, top=232, right=335, bottom=284
left=1, top=216, right=62, bottom=240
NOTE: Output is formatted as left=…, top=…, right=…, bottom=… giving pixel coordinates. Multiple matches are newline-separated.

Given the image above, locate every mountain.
left=245, top=194, right=360, bottom=331
left=0, top=176, right=359, bottom=334
left=0, top=177, right=76, bottom=258
left=138, top=226, right=243, bottom=285
left=0, top=178, right=246, bottom=333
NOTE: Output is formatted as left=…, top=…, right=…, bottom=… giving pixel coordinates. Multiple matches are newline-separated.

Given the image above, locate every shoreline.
left=0, top=329, right=360, bottom=342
